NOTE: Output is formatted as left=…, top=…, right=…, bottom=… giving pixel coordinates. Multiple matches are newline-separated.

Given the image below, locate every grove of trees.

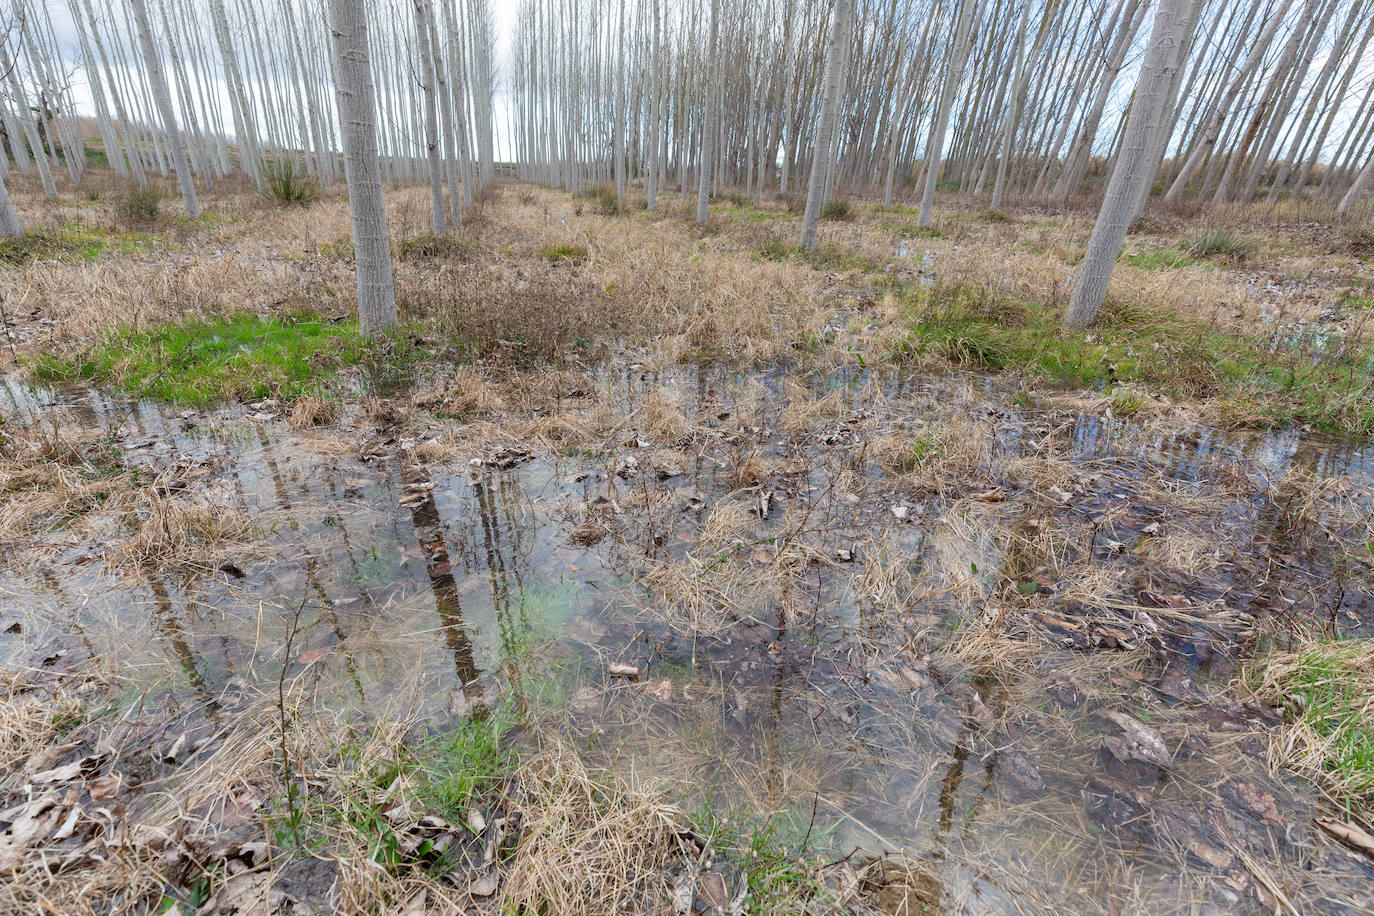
left=0, top=0, right=1372, bottom=330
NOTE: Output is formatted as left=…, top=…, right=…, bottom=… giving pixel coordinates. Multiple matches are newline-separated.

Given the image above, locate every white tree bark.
left=696, top=0, right=720, bottom=225
left=1339, top=151, right=1374, bottom=215
left=917, top=0, right=974, bottom=228
left=0, top=173, right=21, bottom=237
left=128, top=0, right=200, bottom=217
left=328, top=0, right=398, bottom=336
left=800, top=0, right=855, bottom=251
left=1065, top=0, right=1188, bottom=330
left=413, top=0, right=447, bottom=233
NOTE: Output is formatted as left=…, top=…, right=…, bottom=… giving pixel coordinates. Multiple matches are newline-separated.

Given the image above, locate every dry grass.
left=504, top=746, right=687, bottom=914
left=1248, top=638, right=1374, bottom=816
left=108, top=489, right=255, bottom=569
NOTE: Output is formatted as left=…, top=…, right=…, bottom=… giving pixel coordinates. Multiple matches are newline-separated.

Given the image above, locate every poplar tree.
left=1065, top=0, right=1188, bottom=330
left=328, top=0, right=398, bottom=336
left=799, top=0, right=855, bottom=251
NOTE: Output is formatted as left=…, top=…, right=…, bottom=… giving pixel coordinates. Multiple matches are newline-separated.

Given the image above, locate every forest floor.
left=1, top=166, right=1373, bottom=915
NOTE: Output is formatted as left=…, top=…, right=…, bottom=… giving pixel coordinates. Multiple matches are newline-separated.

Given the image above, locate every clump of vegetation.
left=1126, top=246, right=1197, bottom=271
left=1255, top=638, right=1374, bottom=816
left=821, top=197, right=853, bottom=221
left=118, top=183, right=163, bottom=226
left=1107, top=385, right=1147, bottom=416
left=263, top=158, right=321, bottom=205
left=541, top=242, right=588, bottom=265
left=32, top=311, right=389, bottom=406
left=979, top=208, right=1012, bottom=223
left=0, top=227, right=149, bottom=266
left=897, top=222, right=942, bottom=239
left=398, top=233, right=482, bottom=262
left=580, top=183, right=620, bottom=215
left=892, top=281, right=1374, bottom=435
left=1185, top=227, right=1255, bottom=261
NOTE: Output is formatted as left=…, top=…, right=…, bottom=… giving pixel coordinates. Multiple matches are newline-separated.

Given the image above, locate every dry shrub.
left=0, top=683, right=80, bottom=775
left=110, top=490, right=254, bottom=568
left=402, top=263, right=614, bottom=365
left=642, top=390, right=690, bottom=444
left=722, top=451, right=775, bottom=490
left=779, top=380, right=846, bottom=439
left=870, top=418, right=991, bottom=493
left=504, top=746, right=686, bottom=914
left=288, top=395, right=339, bottom=428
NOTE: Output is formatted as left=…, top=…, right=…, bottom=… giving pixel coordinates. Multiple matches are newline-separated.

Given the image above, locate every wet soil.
left=2, top=357, right=1373, bottom=914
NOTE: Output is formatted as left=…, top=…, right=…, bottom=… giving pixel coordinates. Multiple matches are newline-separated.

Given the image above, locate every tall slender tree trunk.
left=917, top=0, right=974, bottom=228
left=128, top=0, right=199, bottom=217
left=1339, top=152, right=1374, bottom=215
left=696, top=0, right=720, bottom=225
left=800, top=0, right=855, bottom=251
left=0, top=174, right=20, bottom=237
left=1065, top=0, right=1187, bottom=329
left=413, top=0, right=447, bottom=233
left=329, top=0, right=398, bottom=336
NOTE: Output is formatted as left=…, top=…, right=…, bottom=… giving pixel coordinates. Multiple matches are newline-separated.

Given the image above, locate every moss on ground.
left=892, top=282, right=1374, bottom=436
left=0, top=226, right=152, bottom=266
left=31, top=311, right=409, bottom=406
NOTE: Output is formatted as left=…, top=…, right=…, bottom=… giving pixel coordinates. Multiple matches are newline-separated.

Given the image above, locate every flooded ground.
left=4, top=353, right=1372, bottom=914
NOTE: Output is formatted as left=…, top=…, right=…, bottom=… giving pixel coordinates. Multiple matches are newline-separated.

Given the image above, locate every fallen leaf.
left=970, top=487, right=1005, bottom=502
left=1102, top=710, right=1173, bottom=768
left=0, top=794, right=64, bottom=870
left=642, top=677, right=675, bottom=703
left=295, top=646, right=333, bottom=665
left=470, top=872, right=499, bottom=897
left=32, top=754, right=104, bottom=785
left=1317, top=819, right=1374, bottom=859
left=401, top=889, right=427, bottom=916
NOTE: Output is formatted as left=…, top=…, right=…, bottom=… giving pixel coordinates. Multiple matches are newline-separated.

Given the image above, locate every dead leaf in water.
left=470, top=871, right=499, bottom=897
left=295, top=646, right=333, bottom=665
left=87, top=774, right=125, bottom=801
left=1316, top=819, right=1374, bottom=859
left=643, top=678, right=675, bottom=703
left=1101, top=711, right=1173, bottom=768
left=1224, top=780, right=1283, bottom=830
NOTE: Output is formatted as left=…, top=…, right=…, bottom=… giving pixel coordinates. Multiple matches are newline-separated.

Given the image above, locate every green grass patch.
left=0, top=226, right=151, bottom=266
left=540, top=242, right=588, bottom=265
left=821, top=198, right=853, bottom=221
left=1185, top=227, right=1255, bottom=261
left=891, top=282, right=1374, bottom=436
left=690, top=799, right=845, bottom=912
left=416, top=707, right=520, bottom=817
left=263, top=158, right=320, bottom=206
left=1262, top=639, right=1374, bottom=816
left=1125, top=246, right=1197, bottom=271
left=31, top=311, right=406, bottom=406
left=755, top=238, right=886, bottom=272
left=896, top=222, right=942, bottom=239
left=398, top=232, right=483, bottom=262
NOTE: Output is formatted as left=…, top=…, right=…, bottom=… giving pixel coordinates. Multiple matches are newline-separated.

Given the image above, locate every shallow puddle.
left=3, top=364, right=1372, bottom=914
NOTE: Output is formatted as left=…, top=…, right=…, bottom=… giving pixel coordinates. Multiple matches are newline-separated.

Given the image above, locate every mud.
left=2, top=358, right=1373, bottom=914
